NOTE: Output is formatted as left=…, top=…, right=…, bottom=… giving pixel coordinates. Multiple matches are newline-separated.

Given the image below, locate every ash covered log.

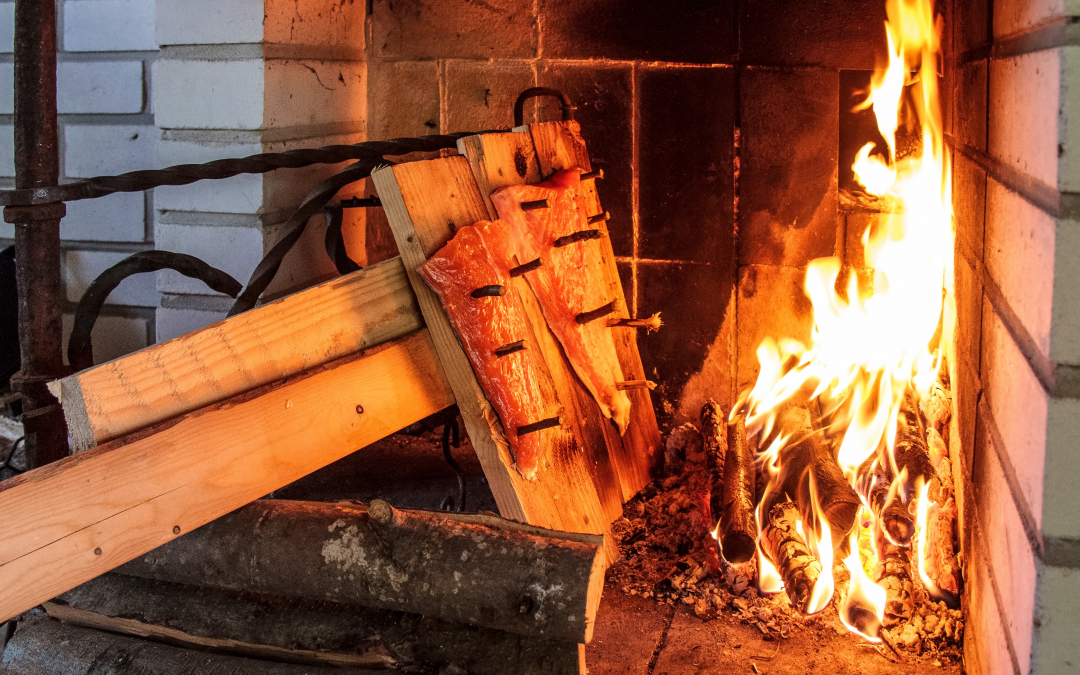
left=870, top=393, right=936, bottom=545
left=761, top=501, right=821, bottom=613
left=926, top=497, right=961, bottom=597
left=876, top=540, right=915, bottom=626
left=701, top=400, right=726, bottom=527
left=47, top=573, right=583, bottom=675
left=776, top=405, right=860, bottom=545
left=718, top=413, right=757, bottom=564
left=2, top=616, right=382, bottom=675
left=117, top=499, right=605, bottom=644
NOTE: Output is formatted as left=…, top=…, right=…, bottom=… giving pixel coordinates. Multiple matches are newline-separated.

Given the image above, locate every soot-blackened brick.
left=636, top=262, right=731, bottom=427
left=839, top=70, right=888, bottom=194
left=371, top=0, right=536, bottom=60
left=539, top=0, right=734, bottom=64
left=638, top=66, right=735, bottom=264
left=538, top=63, right=634, bottom=257
left=956, top=61, right=988, bottom=152
left=739, top=68, right=839, bottom=267
left=956, top=0, right=990, bottom=53
left=740, top=0, right=888, bottom=69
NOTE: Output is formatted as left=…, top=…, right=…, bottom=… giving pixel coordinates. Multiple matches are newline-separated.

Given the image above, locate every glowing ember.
left=736, top=0, right=955, bottom=641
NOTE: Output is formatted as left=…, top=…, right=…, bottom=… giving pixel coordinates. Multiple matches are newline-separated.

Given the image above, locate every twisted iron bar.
left=0, top=134, right=479, bottom=206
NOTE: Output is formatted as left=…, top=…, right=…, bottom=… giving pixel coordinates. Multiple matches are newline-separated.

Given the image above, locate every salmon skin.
left=418, top=219, right=562, bottom=481
left=491, top=169, right=632, bottom=434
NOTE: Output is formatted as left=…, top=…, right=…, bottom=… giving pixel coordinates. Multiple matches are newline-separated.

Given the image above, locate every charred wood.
left=48, top=573, right=583, bottom=675
left=776, top=405, right=861, bottom=546
left=761, top=501, right=821, bottom=613
left=719, top=414, right=757, bottom=564
left=869, top=460, right=916, bottom=546
left=701, top=401, right=727, bottom=570
left=870, top=393, right=937, bottom=546
left=927, top=497, right=961, bottom=598
left=117, top=499, right=605, bottom=644
left=876, top=540, right=915, bottom=626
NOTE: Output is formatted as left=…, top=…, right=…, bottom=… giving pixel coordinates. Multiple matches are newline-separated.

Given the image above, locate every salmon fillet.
left=417, top=219, right=562, bottom=481
left=490, top=169, right=632, bottom=434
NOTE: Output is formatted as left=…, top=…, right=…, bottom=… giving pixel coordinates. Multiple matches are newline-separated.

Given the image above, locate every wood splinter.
left=470, top=285, right=506, bottom=298
left=719, top=414, right=758, bottom=564
left=607, top=312, right=663, bottom=333
left=520, top=199, right=550, bottom=211
left=575, top=301, right=617, bottom=325
left=615, top=380, right=656, bottom=391
left=762, top=501, right=821, bottom=613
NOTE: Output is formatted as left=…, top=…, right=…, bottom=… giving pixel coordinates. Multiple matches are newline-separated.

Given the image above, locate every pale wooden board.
left=458, top=131, right=625, bottom=524
left=372, top=156, right=614, bottom=556
left=0, top=331, right=454, bottom=623
left=527, top=120, right=662, bottom=501
left=51, top=256, right=421, bottom=451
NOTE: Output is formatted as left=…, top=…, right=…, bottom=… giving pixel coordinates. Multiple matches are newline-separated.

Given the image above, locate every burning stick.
left=876, top=540, right=915, bottom=626
left=606, top=312, right=662, bottom=333
left=701, top=399, right=727, bottom=538
left=719, top=414, right=758, bottom=564
left=761, top=501, right=821, bottom=613
left=776, top=405, right=861, bottom=546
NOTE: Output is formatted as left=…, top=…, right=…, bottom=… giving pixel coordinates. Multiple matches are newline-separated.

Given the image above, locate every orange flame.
left=738, top=0, right=953, bottom=639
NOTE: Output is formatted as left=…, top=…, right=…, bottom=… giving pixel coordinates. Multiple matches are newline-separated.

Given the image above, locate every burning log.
left=876, top=540, right=915, bottom=626
left=701, top=399, right=726, bottom=531
left=868, top=460, right=916, bottom=546
left=776, top=405, right=860, bottom=545
left=718, top=414, right=758, bottom=564
left=46, top=573, right=584, bottom=675
left=118, top=499, right=606, bottom=644
left=870, top=393, right=936, bottom=545
left=926, top=497, right=961, bottom=597
left=761, top=501, right=821, bottom=613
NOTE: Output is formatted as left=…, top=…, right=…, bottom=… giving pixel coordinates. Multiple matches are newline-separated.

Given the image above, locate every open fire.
left=726, top=0, right=960, bottom=644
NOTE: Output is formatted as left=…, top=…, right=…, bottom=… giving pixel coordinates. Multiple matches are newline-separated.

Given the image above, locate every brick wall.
left=948, top=0, right=1080, bottom=673
left=0, top=0, right=157, bottom=366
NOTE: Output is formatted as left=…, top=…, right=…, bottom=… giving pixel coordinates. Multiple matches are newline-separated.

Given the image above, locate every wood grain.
left=0, top=330, right=454, bottom=623
left=51, top=256, right=421, bottom=451
left=527, top=120, right=662, bottom=500
left=372, top=157, right=614, bottom=557
left=458, top=131, right=625, bottom=524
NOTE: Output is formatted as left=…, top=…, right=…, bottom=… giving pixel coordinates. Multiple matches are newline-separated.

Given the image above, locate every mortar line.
left=631, top=60, right=640, bottom=318
left=644, top=603, right=678, bottom=675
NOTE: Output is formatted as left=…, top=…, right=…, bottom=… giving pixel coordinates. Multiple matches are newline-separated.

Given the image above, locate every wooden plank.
left=0, top=330, right=454, bottom=623
left=527, top=120, right=662, bottom=500
left=50, top=256, right=422, bottom=451
left=371, top=156, right=614, bottom=556
left=457, top=131, right=625, bottom=524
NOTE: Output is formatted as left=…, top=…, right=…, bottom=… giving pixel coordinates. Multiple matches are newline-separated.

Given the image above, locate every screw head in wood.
left=356, top=404, right=365, bottom=414
left=173, top=525, right=181, bottom=535
left=94, top=547, right=102, bottom=556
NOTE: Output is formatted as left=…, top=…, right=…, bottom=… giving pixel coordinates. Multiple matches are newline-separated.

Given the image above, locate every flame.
left=737, top=0, right=954, bottom=640
left=758, top=548, right=784, bottom=595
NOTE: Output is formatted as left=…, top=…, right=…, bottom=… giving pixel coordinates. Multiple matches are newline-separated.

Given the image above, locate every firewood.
left=719, top=414, right=757, bottom=564
left=868, top=459, right=916, bottom=546
left=701, top=400, right=727, bottom=541
left=927, top=497, right=961, bottom=597
left=0, top=331, right=454, bottom=625
left=48, top=573, right=584, bottom=675
left=893, top=392, right=936, bottom=489
left=870, top=393, right=935, bottom=545
left=2, top=617, right=385, bottom=675
left=876, top=540, right=915, bottom=626
left=775, top=405, right=861, bottom=546
left=761, top=501, right=822, bottom=613
left=117, top=499, right=606, bottom=645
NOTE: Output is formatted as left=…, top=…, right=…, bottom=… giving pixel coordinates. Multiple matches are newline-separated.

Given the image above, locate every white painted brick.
left=154, top=221, right=263, bottom=295
left=1052, top=220, right=1080, bottom=364
left=58, top=61, right=144, bottom=114
left=0, top=3, right=13, bottom=54
left=64, top=0, right=155, bottom=52
left=154, top=59, right=263, bottom=130
left=64, top=124, right=156, bottom=178
left=1044, top=397, right=1080, bottom=540
left=977, top=424, right=1038, bottom=675
left=1033, top=566, right=1080, bottom=674
left=155, top=306, right=226, bottom=343
left=64, top=249, right=160, bottom=306
left=0, top=62, right=12, bottom=114
left=982, top=301, right=1048, bottom=527
left=263, top=0, right=366, bottom=49
left=0, top=123, right=12, bottom=178
left=989, top=49, right=1060, bottom=191
left=62, top=191, right=146, bottom=242
left=156, top=0, right=263, bottom=46
left=985, top=178, right=1055, bottom=355
left=994, top=0, right=1065, bottom=37
left=61, top=313, right=149, bottom=366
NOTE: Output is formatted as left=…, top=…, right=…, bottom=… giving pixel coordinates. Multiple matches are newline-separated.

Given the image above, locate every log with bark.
left=870, top=392, right=936, bottom=546
left=701, top=399, right=726, bottom=529
left=117, top=499, right=605, bottom=644
left=926, top=496, right=961, bottom=598
left=876, top=540, right=915, bottom=626
left=46, top=573, right=583, bottom=675
left=718, top=413, right=757, bottom=564
left=2, top=616, right=385, bottom=675
left=775, top=405, right=861, bottom=546
left=761, top=500, right=822, bottom=613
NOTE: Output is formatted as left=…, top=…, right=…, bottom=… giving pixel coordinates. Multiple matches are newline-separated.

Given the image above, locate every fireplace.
left=0, top=0, right=1076, bottom=673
